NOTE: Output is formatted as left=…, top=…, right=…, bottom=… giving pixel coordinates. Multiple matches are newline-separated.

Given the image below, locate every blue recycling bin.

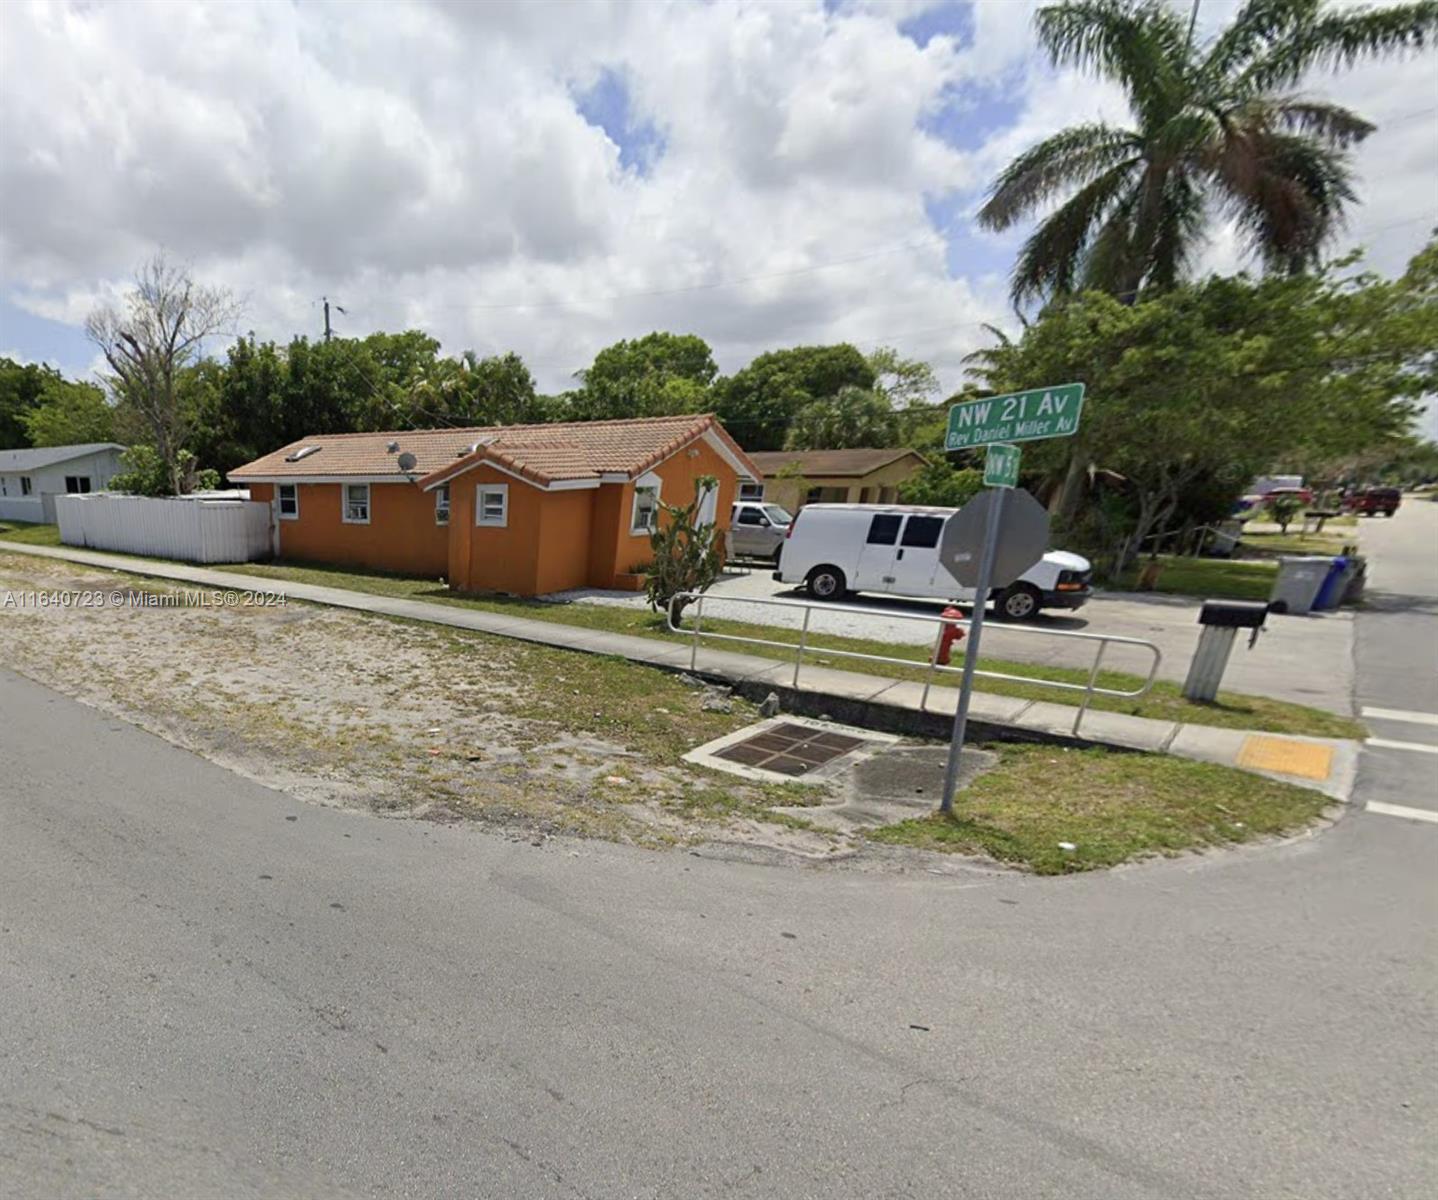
left=1313, top=556, right=1351, bottom=611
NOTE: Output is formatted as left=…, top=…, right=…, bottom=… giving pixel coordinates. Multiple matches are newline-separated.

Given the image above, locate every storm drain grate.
left=714, top=722, right=866, bottom=777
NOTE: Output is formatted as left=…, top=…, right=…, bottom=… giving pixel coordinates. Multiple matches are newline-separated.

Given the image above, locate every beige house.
left=746, top=448, right=928, bottom=511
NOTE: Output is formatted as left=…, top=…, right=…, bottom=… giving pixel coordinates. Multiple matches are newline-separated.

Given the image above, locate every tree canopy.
left=568, top=332, right=717, bottom=422
left=712, top=343, right=876, bottom=450
left=967, top=236, right=1438, bottom=568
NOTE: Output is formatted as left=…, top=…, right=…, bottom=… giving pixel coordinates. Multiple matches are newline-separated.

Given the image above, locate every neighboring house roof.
left=747, top=448, right=927, bottom=479
left=229, top=414, right=760, bottom=491
left=0, top=443, right=126, bottom=473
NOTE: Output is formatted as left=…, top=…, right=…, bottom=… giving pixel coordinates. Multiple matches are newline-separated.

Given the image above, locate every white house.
left=0, top=443, right=127, bottom=523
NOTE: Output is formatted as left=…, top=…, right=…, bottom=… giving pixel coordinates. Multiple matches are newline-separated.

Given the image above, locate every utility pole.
left=322, top=297, right=346, bottom=342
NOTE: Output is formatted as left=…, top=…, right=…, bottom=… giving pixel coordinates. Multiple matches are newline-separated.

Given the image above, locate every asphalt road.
left=2, top=509, right=1435, bottom=1199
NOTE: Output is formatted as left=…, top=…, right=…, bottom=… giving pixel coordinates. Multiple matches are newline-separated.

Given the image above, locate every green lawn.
left=867, top=742, right=1328, bottom=874
left=1113, top=554, right=1277, bottom=602
left=1239, top=529, right=1350, bottom=557
left=0, top=520, right=62, bottom=546
left=173, top=558, right=1360, bottom=739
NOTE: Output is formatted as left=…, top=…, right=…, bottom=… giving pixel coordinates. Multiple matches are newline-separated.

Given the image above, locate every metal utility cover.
left=938, top=489, right=1050, bottom=589
left=714, top=722, right=865, bottom=777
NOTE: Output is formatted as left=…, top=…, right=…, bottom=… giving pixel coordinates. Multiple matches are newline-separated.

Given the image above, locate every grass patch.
left=866, top=743, right=1328, bottom=874
left=0, top=548, right=1362, bottom=739
left=1112, top=554, right=1277, bottom=602
left=1239, top=529, right=1350, bottom=557
left=0, top=521, right=61, bottom=546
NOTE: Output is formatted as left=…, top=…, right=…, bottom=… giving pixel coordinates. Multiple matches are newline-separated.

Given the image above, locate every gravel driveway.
left=547, top=566, right=1355, bottom=714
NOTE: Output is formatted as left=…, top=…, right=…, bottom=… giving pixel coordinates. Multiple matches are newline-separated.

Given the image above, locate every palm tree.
left=978, top=0, right=1438, bottom=306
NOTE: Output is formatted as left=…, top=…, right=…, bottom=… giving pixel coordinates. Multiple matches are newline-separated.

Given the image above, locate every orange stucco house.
left=228, top=414, right=759, bottom=596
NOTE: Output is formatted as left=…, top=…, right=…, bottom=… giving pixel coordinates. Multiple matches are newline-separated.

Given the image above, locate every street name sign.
left=945, top=383, right=1085, bottom=451
left=984, top=443, right=1021, bottom=489
left=937, top=487, right=1049, bottom=590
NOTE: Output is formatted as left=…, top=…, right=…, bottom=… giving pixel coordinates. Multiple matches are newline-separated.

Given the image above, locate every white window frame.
left=631, top=475, right=661, bottom=534
left=476, top=484, right=508, bottom=528
left=435, top=483, right=450, bottom=526
left=20, top=476, right=32, bottom=496
left=277, top=483, right=300, bottom=520
left=342, top=482, right=371, bottom=525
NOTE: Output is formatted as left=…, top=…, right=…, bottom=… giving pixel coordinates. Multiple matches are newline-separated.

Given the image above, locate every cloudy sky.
left=1, top=0, right=1435, bottom=408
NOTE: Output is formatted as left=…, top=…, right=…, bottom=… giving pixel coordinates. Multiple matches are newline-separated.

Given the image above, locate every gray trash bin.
left=1269, top=556, right=1331, bottom=615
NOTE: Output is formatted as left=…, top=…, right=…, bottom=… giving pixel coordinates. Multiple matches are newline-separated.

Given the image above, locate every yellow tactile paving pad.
left=1237, top=736, right=1334, bottom=781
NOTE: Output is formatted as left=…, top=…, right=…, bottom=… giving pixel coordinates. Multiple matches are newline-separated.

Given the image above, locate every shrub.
left=645, top=475, right=722, bottom=618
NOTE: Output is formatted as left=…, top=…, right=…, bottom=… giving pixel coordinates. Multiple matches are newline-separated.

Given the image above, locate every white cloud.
left=0, top=0, right=1433, bottom=408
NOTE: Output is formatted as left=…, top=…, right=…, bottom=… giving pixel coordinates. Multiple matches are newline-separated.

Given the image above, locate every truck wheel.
left=806, top=565, right=846, bottom=601
left=995, top=582, right=1041, bottom=622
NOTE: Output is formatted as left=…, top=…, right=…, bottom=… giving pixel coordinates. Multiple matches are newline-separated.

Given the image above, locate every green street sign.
left=946, top=383, right=1085, bottom=451
left=984, top=443, right=1021, bottom=488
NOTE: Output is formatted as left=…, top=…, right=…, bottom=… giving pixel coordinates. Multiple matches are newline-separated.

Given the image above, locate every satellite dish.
left=397, top=451, right=417, bottom=472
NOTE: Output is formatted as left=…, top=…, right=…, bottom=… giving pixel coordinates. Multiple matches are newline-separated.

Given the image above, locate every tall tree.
left=21, top=376, right=116, bottom=447
left=409, top=351, right=542, bottom=427
left=569, top=332, right=717, bottom=422
left=967, top=237, right=1437, bottom=571
left=85, top=253, right=241, bottom=494
left=867, top=346, right=939, bottom=407
left=785, top=386, right=900, bottom=450
left=978, top=0, right=1438, bottom=306
left=0, top=357, right=60, bottom=449
left=713, top=343, right=876, bottom=450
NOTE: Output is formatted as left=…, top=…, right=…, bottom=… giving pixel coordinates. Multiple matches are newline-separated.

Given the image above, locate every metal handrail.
left=666, top=591, right=1163, bottom=738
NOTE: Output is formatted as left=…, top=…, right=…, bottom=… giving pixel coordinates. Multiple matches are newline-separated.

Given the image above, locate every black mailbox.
left=1198, top=599, right=1269, bottom=628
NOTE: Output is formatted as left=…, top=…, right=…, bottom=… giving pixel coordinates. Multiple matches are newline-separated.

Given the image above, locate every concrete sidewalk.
left=0, top=540, right=1359, bottom=800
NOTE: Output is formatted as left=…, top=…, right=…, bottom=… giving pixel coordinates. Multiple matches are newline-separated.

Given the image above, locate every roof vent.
left=284, top=445, right=321, bottom=463
left=386, top=440, right=400, bottom=453
left=457, top=435, right=499, bottom=457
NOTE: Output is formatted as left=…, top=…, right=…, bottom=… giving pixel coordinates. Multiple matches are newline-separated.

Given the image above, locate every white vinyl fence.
left=55, top=493, right=271, bottom=563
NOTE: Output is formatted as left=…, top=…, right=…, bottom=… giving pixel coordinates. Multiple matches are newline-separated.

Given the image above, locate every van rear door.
left=853, top=513, right=902, bottom=590
left=886, top=514, right=944, bottom=595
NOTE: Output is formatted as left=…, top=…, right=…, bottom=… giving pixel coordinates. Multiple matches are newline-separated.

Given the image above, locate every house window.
left=64, top=476, right=92, bottom=494
left=435, top=484, right=450, bottom=526
left=277, top=483, right=299, bottom=519
left=738, top=481, right=764, bottom=501
left=343, top=482, right=370, bottom=524
left=0, top=478, right=7, bottom=497
left=20, top=477, right=32, bottom=496
left=476, top=484, right=508, bottom=527
left=631, top=484, right=660, bottom=533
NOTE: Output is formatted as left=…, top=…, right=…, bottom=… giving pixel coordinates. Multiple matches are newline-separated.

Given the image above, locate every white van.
left=773, top=503, right=1091, bottom=621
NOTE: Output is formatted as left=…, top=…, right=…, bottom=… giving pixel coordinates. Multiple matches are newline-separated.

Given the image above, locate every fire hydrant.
left=936, top=606, right=967, bottom=666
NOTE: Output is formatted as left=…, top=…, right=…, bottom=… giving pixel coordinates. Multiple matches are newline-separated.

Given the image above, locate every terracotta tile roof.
left=229, top=414, right=759, bottom=488
left=747, top=448, right=927, bottom=478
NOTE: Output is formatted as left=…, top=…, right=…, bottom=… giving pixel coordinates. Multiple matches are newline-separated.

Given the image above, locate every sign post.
left=938, top=386, right=1085, bottom=815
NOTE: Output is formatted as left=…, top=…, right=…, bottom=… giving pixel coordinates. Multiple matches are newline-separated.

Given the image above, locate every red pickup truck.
left=1346, top=487, right=1402, bottom=517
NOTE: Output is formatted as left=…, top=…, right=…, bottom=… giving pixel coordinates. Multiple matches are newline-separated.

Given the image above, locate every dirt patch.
left=0, top=554, right=853, bottom=858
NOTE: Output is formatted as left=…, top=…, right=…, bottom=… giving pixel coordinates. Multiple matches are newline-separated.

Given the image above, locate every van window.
left=900, top=516, right=943, bottom=549
left=866, top=514, right=902, bottom=545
